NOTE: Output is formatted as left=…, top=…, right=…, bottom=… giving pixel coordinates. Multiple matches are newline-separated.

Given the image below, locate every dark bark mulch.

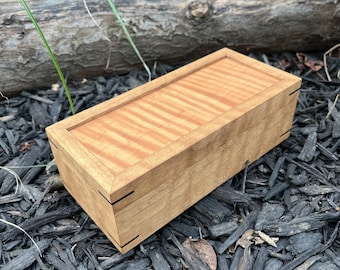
left=0, top=51, right=339, bottom=270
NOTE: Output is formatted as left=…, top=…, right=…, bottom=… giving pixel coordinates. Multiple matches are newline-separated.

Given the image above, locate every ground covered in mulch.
left=0, top=50, right=339, bottom=270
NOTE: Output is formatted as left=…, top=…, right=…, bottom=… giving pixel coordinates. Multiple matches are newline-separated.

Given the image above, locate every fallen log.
left=0, top=0, right=339, bottom=96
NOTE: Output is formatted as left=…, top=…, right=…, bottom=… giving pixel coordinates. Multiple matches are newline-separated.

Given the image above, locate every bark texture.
left=1, top=0, right=339, bottom=95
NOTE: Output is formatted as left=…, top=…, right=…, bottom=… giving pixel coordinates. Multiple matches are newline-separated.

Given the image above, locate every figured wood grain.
left=70, top=58, right=280, bottom=175
left=114, top=100, right=297, bottom=248
left=49, top=140, right=121, bottom=243
left=46, top=48, right=301, bottom=253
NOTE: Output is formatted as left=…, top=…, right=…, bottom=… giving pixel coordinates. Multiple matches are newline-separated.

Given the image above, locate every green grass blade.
left=107, top=0, right=151, bottom=81
left=20, top=0, right=75, bottom=115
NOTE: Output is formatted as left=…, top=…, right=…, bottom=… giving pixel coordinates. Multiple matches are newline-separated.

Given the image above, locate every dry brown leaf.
left=296, top=52, right=323, bottom=72
left=253, top=236, right=265, bottom=245
left=232, top=229, right=279, bottom=253
left=183, top=238, right=217, bottom=270
left=278, top=57, right=291, bottom=70
left=234, top=229, right=254, bottom=250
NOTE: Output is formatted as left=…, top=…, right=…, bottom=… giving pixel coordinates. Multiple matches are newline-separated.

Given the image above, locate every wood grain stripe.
left=70, top=57, right=281, bottom=175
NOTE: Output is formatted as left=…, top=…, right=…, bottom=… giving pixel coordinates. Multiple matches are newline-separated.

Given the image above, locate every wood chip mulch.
left=0, top=51, right=339, bottom=270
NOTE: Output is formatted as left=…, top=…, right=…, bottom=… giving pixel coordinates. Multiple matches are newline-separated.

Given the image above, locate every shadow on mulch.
left=0, top=50, right=339, bottom=270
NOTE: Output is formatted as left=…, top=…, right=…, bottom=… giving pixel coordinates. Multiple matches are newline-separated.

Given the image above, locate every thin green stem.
left=20, top=0, right=75, bottom=115
left=107, top=0, right=151, bottom=81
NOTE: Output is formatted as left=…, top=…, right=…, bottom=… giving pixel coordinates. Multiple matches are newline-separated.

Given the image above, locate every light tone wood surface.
left=70, top=57, right=279, bottom=175
left=46, top=48, right=301, bottom=253
left=115, top=100, right=297, bottom=250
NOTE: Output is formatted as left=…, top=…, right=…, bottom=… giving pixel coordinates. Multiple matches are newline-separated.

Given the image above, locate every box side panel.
left=113, top=88, right=299, bottom=249
left=48, top=141, right=126, bottom=252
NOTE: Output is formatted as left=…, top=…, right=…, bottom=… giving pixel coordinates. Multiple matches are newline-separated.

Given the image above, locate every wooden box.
left=46, top=48, right=301, bottom=253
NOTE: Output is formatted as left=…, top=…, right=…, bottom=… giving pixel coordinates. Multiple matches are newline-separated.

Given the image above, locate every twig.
left=0, top=166, right=23, bottom=194
left=326, top=94, right=339, bottom=119
left=0, top=218, right=42, bottom=257
left=0, top=91, right=9, bottom=107
left=320, top=44, right=340, bottom=119
left=323, top=43, right=340, bottom=82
